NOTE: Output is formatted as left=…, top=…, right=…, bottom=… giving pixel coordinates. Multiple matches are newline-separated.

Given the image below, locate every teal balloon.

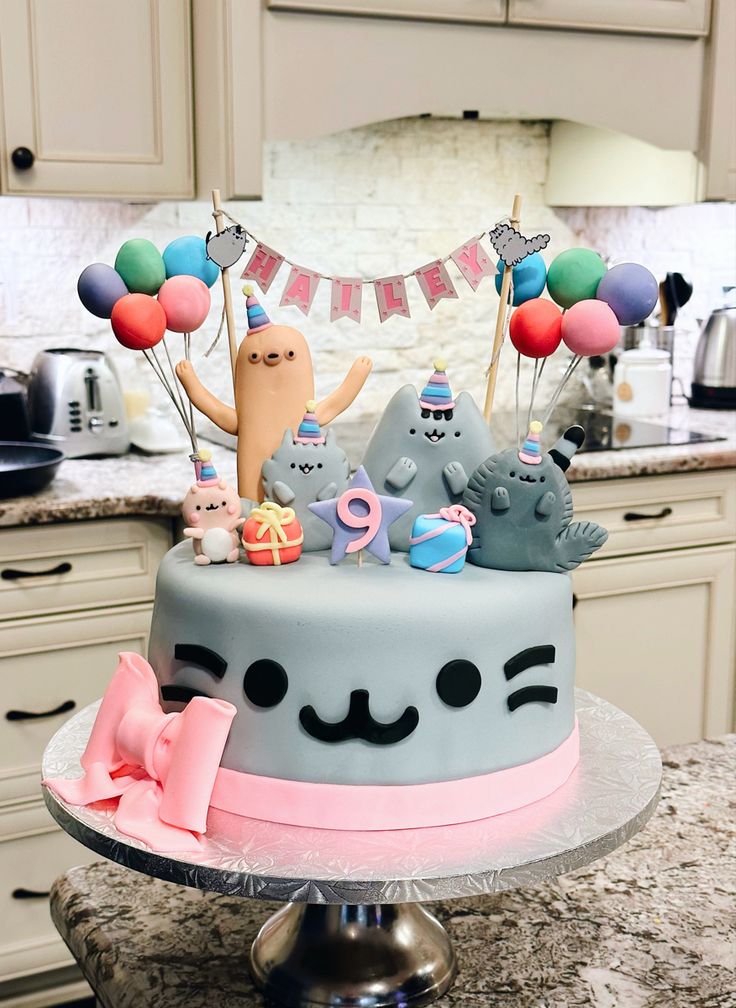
left=114, top=239, right=166, bottom=296
left=494, top=252, right=547, bottom=306
left=547, top=248, right=606, bottom=309
left=163, top=235, right=219, bottom=288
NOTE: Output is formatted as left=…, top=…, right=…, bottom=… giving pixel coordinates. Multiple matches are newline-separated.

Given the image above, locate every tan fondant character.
left=182, top=453, right=243, bottom=565
left=176, top=287, right=372, bottom=502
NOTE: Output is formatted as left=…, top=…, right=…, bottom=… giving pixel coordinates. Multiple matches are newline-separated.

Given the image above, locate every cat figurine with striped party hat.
left=463, top=423, right=608, bottom=573
left=181, top=451, right=244, bottom=565
left=362, top=360, right=493, bottom=550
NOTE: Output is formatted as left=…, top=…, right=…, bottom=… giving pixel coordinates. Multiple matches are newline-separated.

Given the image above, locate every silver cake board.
left=42, top=690, right=661, bottom=1008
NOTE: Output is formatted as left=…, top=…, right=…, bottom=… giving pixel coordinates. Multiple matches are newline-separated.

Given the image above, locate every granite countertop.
left=50, top=734, right=735, bottom=1008
left=1, top=406, right=734, bottom=528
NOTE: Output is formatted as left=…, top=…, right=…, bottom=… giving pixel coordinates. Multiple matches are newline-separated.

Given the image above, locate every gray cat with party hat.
left=262, top=402, right=351, bottom=552
left=463, top=422, right=608, bottom=573
left=362, top=361, right=494, bottom=551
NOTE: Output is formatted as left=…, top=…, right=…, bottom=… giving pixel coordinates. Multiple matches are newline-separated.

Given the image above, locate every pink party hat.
left=518, top=421, right=543, bottom=465
left=295, top=400, right=325, bottom=445
left=243, top=284, right=272, bottom=334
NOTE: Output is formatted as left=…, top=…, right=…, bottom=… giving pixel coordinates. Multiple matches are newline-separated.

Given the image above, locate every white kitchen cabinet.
left=571, top=470, right=736, bottom=748
left=0, top=517, right=172, bottom=1002
left=266, top=0, right=506, bottom=23
left=700, top=0, right=736, bottom=200
left=508, top=0, right=710, bottom=36
left=0, top=0, right=194, bottom=198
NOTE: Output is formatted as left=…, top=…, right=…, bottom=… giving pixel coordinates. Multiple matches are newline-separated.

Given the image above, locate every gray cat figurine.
left=362, top=362, right=493, bottom=551
left=463, top=423, right=608, bottom=573
left=262, top=427, right=350, bottom=552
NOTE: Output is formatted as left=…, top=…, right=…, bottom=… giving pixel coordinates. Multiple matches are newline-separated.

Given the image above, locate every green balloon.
left=114, top=239, right=166, bottom=295
left=547, top=248, right=606, bottom=309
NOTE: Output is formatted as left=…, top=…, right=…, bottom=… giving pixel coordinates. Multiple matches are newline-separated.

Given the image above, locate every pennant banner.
left=241, top=242, right=285, bottom=294
left=279, top=265, right=321, bottom=316
left=414, top=259, right=459, bottom=310
left=331, top=278, right=363, bottom=323
left=374, top=275, right=411, bottom=323
left=450, top=239, right=497, bottom=292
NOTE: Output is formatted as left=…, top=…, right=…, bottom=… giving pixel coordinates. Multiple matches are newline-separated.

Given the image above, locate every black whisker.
left=504, top=645, right=556, bottom=681
left=507, top=685, right=558, bottom=712
left=160, top=684, right=211, bottom=704
left=174, top=643, right=227, bottom=680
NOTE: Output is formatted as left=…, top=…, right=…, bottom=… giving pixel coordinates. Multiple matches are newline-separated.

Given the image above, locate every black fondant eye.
left=409, top=428, right=416, bottom=435
left=509, top=471, right=515, bottom=478
left=222, top=500, right=227, bottom=506
left=454, top=431, right=461, bottom=437
left=286, top=349, right=295, bottom=359
left=317, top=462, right=323, bottom=468
left=243, top=659, right=288, bottom=708
left=195, top=505, right=201, bottom=510
left=436, top=660, right=481, bottom=708
left=290, top=462, right=296, bottom=469
left=540, top=476, right=545, bottom=482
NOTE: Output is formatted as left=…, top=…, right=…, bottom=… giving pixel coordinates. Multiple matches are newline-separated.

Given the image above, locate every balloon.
left=509, top=298, right=563, bottom=358
left=111, top=293, right=167, bottom=350
left=596, top=262, right=658, bottom=326
left=561, top=300, right=620, bottom=356
left=114, top=239, right=166, bottom=295
left=163, top=235, right=219, bottom=288
left=547, top=248, right=606, bottom=309
left=157, top=275, right=211, bottom=333
left=495, top=252, right=547, bottom=306
left=77, top=263, right=128, bottom=318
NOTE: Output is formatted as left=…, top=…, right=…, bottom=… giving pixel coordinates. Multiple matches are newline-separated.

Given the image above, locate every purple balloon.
left=78, top=263, right=129, bottom=319
left=596, top=263, right=658, bottom=326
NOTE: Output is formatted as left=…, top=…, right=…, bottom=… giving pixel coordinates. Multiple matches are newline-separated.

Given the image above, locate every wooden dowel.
left=212, top=188, right=238, bottom=392
left=483, top=193, right=523, bottom=422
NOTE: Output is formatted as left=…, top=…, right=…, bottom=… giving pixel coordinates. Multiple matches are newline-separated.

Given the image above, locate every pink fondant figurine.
left=182, top=451, right=243, bottom=565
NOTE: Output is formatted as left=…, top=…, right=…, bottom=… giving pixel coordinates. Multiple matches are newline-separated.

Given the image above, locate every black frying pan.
left=0, top=441, right=64, bottom=499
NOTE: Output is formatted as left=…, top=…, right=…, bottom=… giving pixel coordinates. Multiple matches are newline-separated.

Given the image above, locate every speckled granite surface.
left=1, top=407, right=734, bottom=528
left=50, top=736, right=735, bottom=1008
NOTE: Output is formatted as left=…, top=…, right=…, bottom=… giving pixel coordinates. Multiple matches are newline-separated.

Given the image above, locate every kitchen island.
left=48, top=733, right=735, bottom=1007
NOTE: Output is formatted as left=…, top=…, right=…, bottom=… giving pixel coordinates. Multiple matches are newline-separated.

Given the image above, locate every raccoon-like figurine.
left=261, top=403, right=350, bottom=552
left=362, top=361, right=493, bottom=551
left=463, top=422, right=608, bottom=573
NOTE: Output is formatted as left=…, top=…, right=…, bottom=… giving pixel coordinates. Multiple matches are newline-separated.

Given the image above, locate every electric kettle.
left=690, top=288, right=736, bottom=409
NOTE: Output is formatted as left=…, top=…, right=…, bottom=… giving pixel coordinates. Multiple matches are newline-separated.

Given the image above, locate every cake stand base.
left=250, top=902, right=455, bottom=1008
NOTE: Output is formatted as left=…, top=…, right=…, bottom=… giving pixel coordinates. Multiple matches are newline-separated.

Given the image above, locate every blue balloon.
left=163, top=236, right=219, bottom=288
left=494, top=252, right=547, bottom=306
left=77, top=263, right=128, bottom=319
left=596, top=263, right=658, bottom=326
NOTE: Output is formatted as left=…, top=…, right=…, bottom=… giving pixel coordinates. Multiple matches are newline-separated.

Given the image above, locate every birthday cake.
left=47, top=224, right=660, bottom=851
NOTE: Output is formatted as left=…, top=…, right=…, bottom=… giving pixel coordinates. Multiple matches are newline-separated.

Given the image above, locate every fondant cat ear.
left=324, top=428, right=334, bottom=444
left=280, top=428, right=293, bottom=449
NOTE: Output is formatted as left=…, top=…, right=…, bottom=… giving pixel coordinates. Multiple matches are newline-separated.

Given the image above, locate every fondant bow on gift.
left=43, top=652, right=236, bottom=852
left=431, top=504, right=476, bottom=544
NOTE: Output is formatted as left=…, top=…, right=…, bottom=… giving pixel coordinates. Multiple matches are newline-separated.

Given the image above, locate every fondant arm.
left=175, top=360, right=238, bottom=435
left=272, top=481, right=296, bottom=505
left=314, top=357, right=372, bottom=425
left=443, top=461, right=468, bottom=497
left=535, top=490, right=557, bottom=517
left=491, top=487, right=510, bottom=511
left=316, top=481, right=338, bottom=501
left=183, top=527, right=204, bottom=540
left=385, top=457, right=417, bottom=491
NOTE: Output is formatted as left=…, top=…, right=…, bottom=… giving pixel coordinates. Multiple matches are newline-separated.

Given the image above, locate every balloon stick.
left=212, top=188, right=238, bottom=392
left=483, top=193, right=522, bottom=423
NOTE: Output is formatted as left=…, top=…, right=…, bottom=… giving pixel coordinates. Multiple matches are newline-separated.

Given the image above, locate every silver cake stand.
left=42, top=690, right=661, bottom=1008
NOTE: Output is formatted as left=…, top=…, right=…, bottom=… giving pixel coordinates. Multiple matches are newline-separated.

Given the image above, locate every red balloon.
left=509, top=298, right=563, bottom=359
left=111, top=294, right=167, bottom=350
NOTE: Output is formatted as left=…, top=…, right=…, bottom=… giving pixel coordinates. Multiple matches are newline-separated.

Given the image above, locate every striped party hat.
left=196, top=448, right=220, bottom=485
left=295, top=400, right=325, bottom=445
left=519, top=421, right=543, bottom=465
left=243, top=284, right=272, bottom=334
left=419, top=358, right=455, bottom=411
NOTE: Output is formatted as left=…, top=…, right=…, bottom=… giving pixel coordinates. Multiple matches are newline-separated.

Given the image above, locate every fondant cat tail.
left=554, top=521, right=608, bottom=571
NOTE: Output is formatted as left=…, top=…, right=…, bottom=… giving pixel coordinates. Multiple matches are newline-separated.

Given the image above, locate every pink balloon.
left=561, top=299, right=620, bottom=356
left=157, top=275, right=211, bottom=333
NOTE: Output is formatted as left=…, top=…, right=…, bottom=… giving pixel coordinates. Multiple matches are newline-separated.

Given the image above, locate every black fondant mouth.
left=299, top=689, right=419, bottom=745
left=205, top=502, right=220, bottom=510
left=299, top=463, right=314, bottom=474
left=424, top=429, right=445, bottom=443
left=519, top=474, right=537, bottom=483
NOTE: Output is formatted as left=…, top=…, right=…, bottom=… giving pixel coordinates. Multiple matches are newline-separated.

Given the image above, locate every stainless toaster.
left=28, top=349, right=129, bottom=457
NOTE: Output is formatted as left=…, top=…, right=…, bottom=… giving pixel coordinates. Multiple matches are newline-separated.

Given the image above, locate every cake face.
left=150, top=543, right=575, bottom=787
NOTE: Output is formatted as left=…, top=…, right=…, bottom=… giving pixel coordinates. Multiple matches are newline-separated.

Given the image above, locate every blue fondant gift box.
left=409, top=505, right=476, bottom=574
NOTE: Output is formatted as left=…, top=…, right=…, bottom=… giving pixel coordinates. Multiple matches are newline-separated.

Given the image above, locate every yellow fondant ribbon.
left=244, top=502, right=304, bottom=565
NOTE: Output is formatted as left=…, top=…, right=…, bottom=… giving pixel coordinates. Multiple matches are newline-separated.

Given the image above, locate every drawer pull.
left=623, top=507, right=673, bottom=522
left=6, top=699, right=76, bottom=721
left=12, top=887, right=50, bottom=900
left=1, top=561, right=72, bottom=581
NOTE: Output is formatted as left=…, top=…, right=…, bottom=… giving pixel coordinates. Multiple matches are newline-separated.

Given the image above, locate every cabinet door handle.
left=6, top=699, right=76, bottom=721
left=11, top=146, right=35, bottom=170
left=12, top=887, right=50, bottom=900
left=1, top=561, right=72, bottom=580
left=623, top=507, right=673, bottom=522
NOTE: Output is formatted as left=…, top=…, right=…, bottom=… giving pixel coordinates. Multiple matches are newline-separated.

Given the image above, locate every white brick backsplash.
left=1, top=117, right=735, bottom=431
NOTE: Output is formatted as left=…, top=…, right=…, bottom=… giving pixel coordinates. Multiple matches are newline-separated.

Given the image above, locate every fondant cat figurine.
left=262, top=419, right=350, bottom=552
left=463, top=423, right=608, bottom=573
left=182, top=455, right=243, bottom=565
left=176, top=288, right=371, bottom=503
left=362, top=362, right=493, bottom=551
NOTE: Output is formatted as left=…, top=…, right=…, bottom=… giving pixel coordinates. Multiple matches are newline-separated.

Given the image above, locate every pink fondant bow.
left=44, top=652, right=236, bottom=852
left=428, top=504, right=476, bottom=546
